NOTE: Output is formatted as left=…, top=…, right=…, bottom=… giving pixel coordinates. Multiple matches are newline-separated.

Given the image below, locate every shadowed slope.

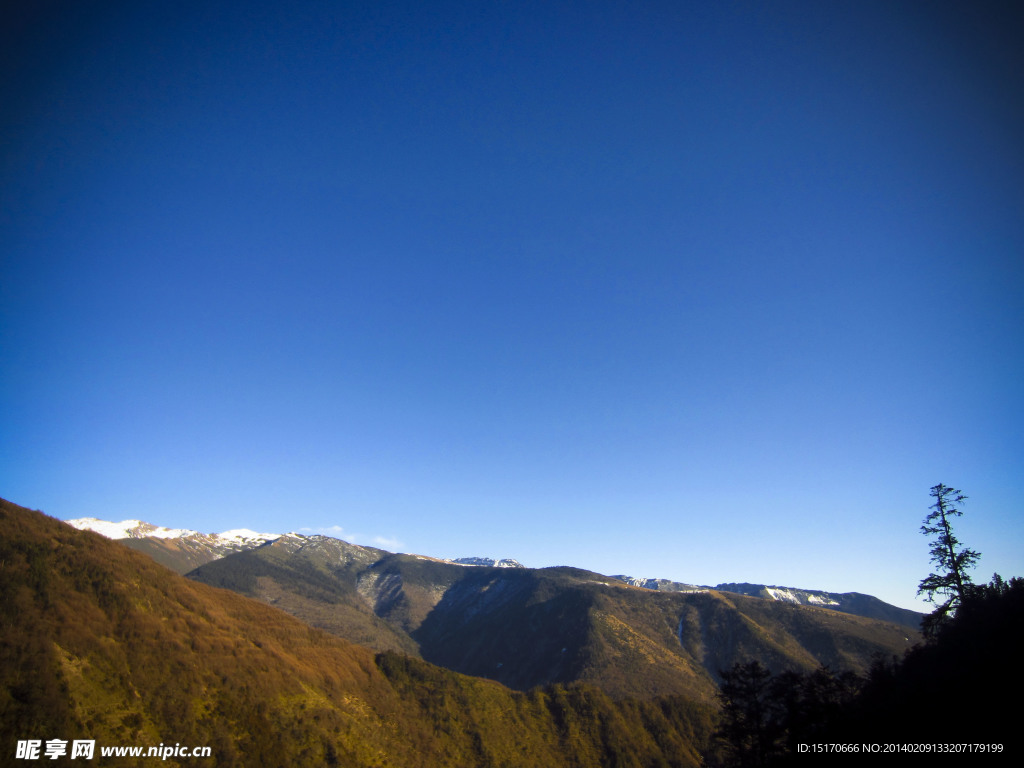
left=415, top=569, right=915, bottom=700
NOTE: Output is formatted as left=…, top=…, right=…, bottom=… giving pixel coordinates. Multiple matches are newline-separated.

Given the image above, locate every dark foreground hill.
left=186, top=534, right=917, bottom=701
left=0, top=497, right=716, bottom=767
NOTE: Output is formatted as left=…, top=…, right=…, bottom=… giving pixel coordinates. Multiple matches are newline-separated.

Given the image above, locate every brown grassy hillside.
left=0, top=497, right=715, bottom=767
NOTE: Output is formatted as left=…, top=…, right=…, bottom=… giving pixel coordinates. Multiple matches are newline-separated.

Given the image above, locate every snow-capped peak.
left=66, top=517, right=199, bottom=540
left=215, top=528, right=280, bottom=545
left=66, top=517, right=279, bottom=545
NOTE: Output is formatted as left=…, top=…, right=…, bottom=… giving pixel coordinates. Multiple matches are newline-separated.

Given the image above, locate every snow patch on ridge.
left=765, top=587, right=801, bottom=604
left=807, top=593, right=841, bottom=606
left=448, top=557, right=525, bottom=568
left=612, top=575, right=707, bottom=593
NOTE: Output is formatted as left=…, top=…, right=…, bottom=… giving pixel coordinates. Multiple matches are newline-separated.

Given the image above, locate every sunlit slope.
left=1, top=497, right=714, bottom=768
left=180, top=534, right=421, bottom=656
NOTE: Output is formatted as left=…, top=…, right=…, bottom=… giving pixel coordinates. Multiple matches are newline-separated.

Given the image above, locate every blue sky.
left=3, top=0, right=1022, bottom=611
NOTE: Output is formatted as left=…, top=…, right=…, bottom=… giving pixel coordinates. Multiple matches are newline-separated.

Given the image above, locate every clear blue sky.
left=3, top=1, right=1021, bottom=611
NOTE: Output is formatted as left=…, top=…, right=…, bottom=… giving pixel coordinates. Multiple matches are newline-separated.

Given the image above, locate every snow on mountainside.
left=716, top=582, right=846, bottom=607
left=762, top=585, right=840, bottom=606
left=612, top=575, right=707, bottom=593
left=66, top=517, right=201, bottom=540
left=614, top=577, right=921, bottom=629
left=712, top=582, right=922, bottom=629
left=613, top=575, right=860, bottom=609
left=449, top=557, right=525, bottom=568
left=67, top=517, right=280, bottom=545
left=65, top=518, right=283, bottom=574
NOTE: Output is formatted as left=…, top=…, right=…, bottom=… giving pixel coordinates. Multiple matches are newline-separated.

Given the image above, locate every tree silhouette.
left=715, top=661, right=785, bottom=767
left=917, top=483, right=980, bottom=636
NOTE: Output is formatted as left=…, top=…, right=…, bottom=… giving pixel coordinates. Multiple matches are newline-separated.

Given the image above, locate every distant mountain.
left=67, top=516, right=279, bottom=543
left=66, top=517, right=203, bottom=539
left=67, top=516, right=280, bottom=574
left=66, top=517, right=525, bottom=575
left=405, top=564, right=917, bottom=700
left=450, top=556, right=525, bottom=568
left=712, top=582, right=924, bottom=631
left=3, top=497, right=715, bottom=767
left=610, top=576, right=923, bottom=632
left=612, top=575, right=707, bottom=593
left=69, top=517, right=921, bottom=632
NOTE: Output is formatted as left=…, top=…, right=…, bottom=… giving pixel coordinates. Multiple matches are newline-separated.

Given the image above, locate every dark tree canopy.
left=715, top=663, right=862, bottom=767
left=715, top=661, right=785, bottom=768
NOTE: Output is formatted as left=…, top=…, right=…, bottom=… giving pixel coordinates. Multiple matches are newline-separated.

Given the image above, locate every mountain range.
left=65, top=516, right=921, bottom=704
left=68, top=516, right=923, bottom=630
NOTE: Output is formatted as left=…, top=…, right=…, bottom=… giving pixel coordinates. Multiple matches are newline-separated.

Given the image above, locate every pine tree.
left=715, top=661, right=785, bottom=767
left=917, top=483, right=980, bottom=635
